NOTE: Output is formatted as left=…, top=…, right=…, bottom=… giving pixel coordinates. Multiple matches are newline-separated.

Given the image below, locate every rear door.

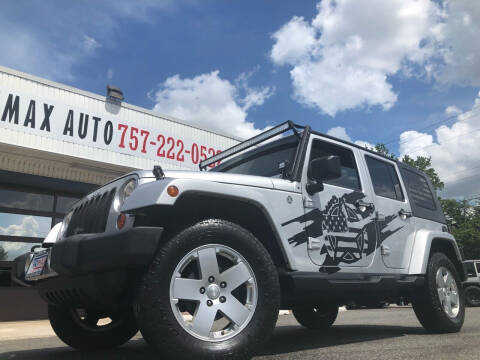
left=364, top=155, right=415, bottom=269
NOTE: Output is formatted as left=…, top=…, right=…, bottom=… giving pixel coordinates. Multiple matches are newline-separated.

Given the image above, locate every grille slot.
left=66, top=188, right=116, bottom=236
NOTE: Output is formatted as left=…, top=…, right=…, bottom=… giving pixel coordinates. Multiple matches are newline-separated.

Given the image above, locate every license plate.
left=26, top=250, right=49, bottom=279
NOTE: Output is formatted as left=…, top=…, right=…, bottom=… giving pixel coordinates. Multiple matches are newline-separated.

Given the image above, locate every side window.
left=365, top=156, right=404, bottom=201
left=309, top=139, right=361, bottom=190
left=476, top=262, right=480, bottom=275
left=402, top=169, right=436, bottom=210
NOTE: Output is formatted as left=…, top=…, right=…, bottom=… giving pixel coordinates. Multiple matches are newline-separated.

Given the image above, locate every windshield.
left=212, top=135, right=299, bottom=177
left=464, top=262, right=477, bottom=277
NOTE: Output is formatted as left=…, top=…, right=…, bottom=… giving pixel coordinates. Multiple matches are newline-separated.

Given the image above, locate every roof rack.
left=199, top=121, right=305, bottom=170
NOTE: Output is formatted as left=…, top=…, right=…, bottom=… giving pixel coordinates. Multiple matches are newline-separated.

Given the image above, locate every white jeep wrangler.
left=13, top=122, right=466, bottom=359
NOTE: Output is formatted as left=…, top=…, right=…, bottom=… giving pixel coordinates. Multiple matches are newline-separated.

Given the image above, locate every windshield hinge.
left=303, top=197, right=315, bottom=209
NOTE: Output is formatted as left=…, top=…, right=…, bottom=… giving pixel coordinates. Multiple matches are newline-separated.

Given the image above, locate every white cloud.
left=152, top=71, right=274, bottom=139
left=82, top=35, right=102, bottom=54
left=445, top=105, right=462, bottom=116
left=0, top=2, right=177, bottom=81
left=429, top=0, right=480, bottom=86
left=326, top=126, right=374, bottom=149
left=271, top=16, right=316, bottom=66
left=107, top=68, right=114, bottom=80
left=399, top=93, right=480, bottom=198
left=270, top=0, right=480, bottom=116
left=270, top=0, right=438, bottom=116
left=327, top=126, right=351, bottom=141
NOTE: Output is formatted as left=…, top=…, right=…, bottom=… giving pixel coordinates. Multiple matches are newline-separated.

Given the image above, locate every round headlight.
left=116, top=178, right=137, bottom=210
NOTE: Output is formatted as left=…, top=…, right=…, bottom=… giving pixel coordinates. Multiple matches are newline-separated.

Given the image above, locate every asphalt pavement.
left=1, top=307, right=479, bottom=360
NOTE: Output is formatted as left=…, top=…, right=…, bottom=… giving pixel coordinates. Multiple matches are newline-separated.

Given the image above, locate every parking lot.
left=1, top=307, right=479, bottom=360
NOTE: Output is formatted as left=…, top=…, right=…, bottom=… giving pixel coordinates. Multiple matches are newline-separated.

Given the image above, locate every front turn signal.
left=117, top=213, right=127, bottom=229
left=167, top=185, right=179, bottom=197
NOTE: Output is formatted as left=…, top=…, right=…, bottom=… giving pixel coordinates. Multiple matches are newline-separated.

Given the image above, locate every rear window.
left=365, top=156, right=404, bottom=201
left=402, top=169, right=436, bottom=210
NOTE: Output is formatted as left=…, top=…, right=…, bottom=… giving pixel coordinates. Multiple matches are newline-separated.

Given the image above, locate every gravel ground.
left=1, top=307, right=479, bottom=360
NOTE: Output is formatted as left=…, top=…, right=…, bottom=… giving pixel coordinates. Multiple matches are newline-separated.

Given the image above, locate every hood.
left=161, top=170, right=275, bottom=189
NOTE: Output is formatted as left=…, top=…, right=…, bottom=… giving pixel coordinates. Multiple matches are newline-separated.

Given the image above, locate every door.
left=364, top=155, right=416, bottom=269
left=303, top=138, right=378, bottom=268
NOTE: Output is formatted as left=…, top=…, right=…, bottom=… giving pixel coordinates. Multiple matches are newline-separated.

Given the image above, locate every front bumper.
left=12, top=226, right=163, bottom=283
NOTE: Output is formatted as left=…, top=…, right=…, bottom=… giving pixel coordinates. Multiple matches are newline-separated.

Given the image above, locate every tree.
left=373, top=144, right=397, bottom=159
left=0, top=245, right=7, bottom=261
left=401, top=154, right=444, bottom=191
left=370, top=144, right=444, bottom=192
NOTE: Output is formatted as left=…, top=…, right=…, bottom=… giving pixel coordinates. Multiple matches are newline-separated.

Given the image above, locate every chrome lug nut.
left=199, top=287, right=206, bottom=294
left=207, top=300, right=213, bottom=307
left=220, top=282, right=227, bottom=288
left=219, top=296, right=226, bottom=303
left=208, top=276, right=215, bottom=283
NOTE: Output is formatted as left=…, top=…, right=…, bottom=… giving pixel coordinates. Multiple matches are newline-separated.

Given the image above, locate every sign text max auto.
left=0, top=91, right=224, bottom=169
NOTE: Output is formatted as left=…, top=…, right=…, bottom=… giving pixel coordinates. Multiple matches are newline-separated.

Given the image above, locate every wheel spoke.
left=445, top=271, right=454, bottom=287
left=197, top=248, right=220, bottom=280
left=221, top=262, right=252, bottom=291
left=220, top=297, right=251, bottom=327
left=191, top=303, right=217, bottom=338
left=436, top=269, right=445, bottom=287
left=437, top=288, right=446, bottom=303
left=450, top=291, right=459, bottom=306
left=444, top=296, right=453, bottom=315
left=172, top=278, right=204, bottom=300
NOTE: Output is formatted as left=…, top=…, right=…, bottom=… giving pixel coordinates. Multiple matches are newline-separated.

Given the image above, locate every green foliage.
left=372, top=144, right=444, bottom=191
left=440, top=199, right=480, bottom=260
left=401, top=154, right=444, bottom=191
left=0, top=245, right=7, bottom=261
left=373, top=144, right=397, bottom=159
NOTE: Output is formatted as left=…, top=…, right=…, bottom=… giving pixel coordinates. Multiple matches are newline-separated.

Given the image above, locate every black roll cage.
left=199, top=121, right=312, bottom=182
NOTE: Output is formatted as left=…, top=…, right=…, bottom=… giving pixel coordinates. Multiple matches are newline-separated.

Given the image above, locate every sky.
left=1, top=0, right=479, bottom=200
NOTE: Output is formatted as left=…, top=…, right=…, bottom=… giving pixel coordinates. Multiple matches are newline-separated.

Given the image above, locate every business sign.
left=0, top=89, right=227, bottom=170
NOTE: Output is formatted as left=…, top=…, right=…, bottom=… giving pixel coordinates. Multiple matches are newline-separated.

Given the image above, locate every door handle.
left=354, top=199, right=374, bottom=212
left=398, top=209, right=412, bottom=219
left=381, top=245, right=391, bottom=256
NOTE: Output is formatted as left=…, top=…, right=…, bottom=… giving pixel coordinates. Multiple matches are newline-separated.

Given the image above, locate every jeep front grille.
left=66, top=188, right=116, bottom=236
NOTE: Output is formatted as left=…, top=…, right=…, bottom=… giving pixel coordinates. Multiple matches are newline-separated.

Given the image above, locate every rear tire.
left=48, top=305, right=138, bottom=351
left=292, top=303, right=338, bottom=330
left=412, top=252, right=465, bottom=333
left=464, top=286, right=480, bottom=307
left=135, top=219, right=280, bottom=360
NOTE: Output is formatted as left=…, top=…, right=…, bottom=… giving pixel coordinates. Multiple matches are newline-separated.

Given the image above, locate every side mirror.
left=306, top=155, right=342, bottom=194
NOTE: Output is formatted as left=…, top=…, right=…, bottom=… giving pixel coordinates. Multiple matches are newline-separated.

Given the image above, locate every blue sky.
left=1, top=0, right=479, bottom=199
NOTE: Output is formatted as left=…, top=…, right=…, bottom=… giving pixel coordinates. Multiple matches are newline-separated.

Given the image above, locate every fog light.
left=167, top=185, right=179, bottom=197
left=117, top=213, right=127, bottom=229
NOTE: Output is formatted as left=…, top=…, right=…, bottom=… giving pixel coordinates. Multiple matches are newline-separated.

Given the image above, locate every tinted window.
left=476, top=262, right=480, bottom=275
left=0, top=241, right=42, bottom=261
left=214, top=137, right=298, bottom=178
left=0, top=213, right=52, bottom=239
left=464, top=262, right=476, bottom=277
left=56, top=195, right=80, bottom=214
left=365, top=156, right=404, bottom=201
left=0, top=188, right=54, bottom=212
left=310, top=140, right=361, bottom=190
left=402, top=169, right=436, bottom=210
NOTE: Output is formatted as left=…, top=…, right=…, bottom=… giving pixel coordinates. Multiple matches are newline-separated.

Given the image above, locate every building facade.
left=0, top=66, right=240, bottom=318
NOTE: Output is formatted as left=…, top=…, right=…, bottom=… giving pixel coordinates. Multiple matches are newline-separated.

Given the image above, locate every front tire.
left=48, top=305, right=138, bottom=351
left=292, top=303, right=338, bottom=330
left=464, top=286, right=480, bottom=307
left=135, top=219, right=280, bottom=360
left=412, top=252, right=465, bottom=333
